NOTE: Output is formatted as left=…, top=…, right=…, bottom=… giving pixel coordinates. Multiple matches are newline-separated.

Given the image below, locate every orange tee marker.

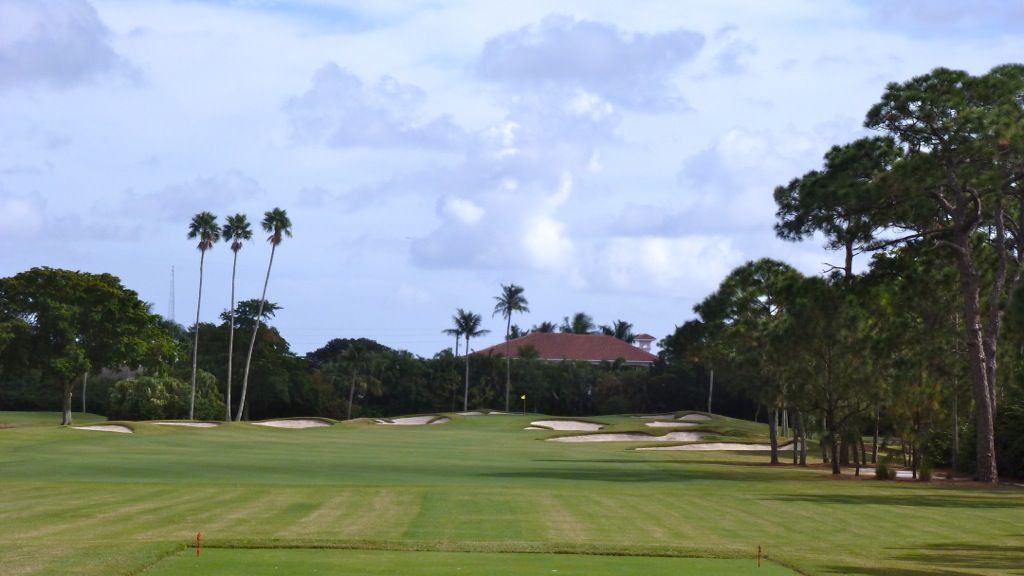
left=196, top=532, right=202, bottom=556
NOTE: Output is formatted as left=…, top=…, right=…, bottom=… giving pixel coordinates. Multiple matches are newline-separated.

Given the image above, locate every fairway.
left=2, top=411, right=1022, bottom=575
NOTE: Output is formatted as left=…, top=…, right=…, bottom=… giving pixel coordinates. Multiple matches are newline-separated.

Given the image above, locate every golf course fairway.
left=1, top=410, right=1021, bottom=575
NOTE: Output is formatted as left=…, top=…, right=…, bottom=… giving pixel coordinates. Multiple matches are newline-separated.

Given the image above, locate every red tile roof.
left=474, top=332, right=659, bottom=365
left=634, top=333, right=656, bottom=341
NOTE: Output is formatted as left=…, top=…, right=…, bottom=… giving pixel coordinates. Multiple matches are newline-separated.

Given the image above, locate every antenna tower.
left=169, top=266, right=175, bottom=322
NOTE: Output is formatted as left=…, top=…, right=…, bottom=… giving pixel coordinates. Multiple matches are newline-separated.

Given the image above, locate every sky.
left=1, top=0, right=1023, bottom=357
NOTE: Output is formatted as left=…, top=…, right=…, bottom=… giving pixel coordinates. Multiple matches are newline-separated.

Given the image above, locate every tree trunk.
left=872, top=409, right=879, bottom=464
left=190, top=249, right=206, bottom=420
left=983, top=198, right=1006, bottom=419
left=955, top=243, right=998, bottom=482
left=81, top=372, right=88, bottom=414
left=792, top=412, right=798, bottom=465
left=61, top=382, right=74, bottom=426
left=768, top=407, right=779, bottom=465
left=707, top=368, right=714, bottom=414
left=828, top=407, right=840, bottom=475
left=859, top=435, right=867, bottom=466
left=463, top=335, right=470, bottom=411
left=505, top=315, right=511, bottom=412
left=797, top=412, right=807, bottom=466
left=226, top=250, right=239, bottom=422
left=951, top=388, right=959, bottom=472
left=237, top=244, right=277, bottom=421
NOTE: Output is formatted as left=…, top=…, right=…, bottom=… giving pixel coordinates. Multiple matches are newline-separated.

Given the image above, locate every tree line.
left=663, top=64, right=1024, bottom=482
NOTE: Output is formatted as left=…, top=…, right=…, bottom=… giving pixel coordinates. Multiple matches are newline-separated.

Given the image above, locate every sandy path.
left=644, top=421, right=697, bottom=428
left=639, top=441, right=786, bottom=451
left=677, top=414, right=712, bottom=422
left=154, top=422, right=220, bottom=428
left=530, top=420, right=604, bottom=431
left=72, top=425, right=132, bottom=434
left=376, top=415, right=443, bottom=425
left=252, top=419, right=331, bottom=429
left=550, top=431, right=705, bottom=443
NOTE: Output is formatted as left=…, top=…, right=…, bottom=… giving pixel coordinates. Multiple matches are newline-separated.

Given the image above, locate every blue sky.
left=1, top=0, right=1022, bottom=356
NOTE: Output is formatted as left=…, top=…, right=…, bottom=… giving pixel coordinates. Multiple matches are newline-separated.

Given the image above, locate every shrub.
left=876, top=457, right=899, bottom=480
left=918, top=461, right=932, bottom=482
left=108, top=371, right=224, bottom=420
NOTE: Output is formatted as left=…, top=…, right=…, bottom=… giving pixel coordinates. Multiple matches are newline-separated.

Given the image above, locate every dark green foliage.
left=108, top=372, right=223, bottom=420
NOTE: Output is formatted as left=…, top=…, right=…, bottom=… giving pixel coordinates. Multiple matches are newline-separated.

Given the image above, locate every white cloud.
left=0, top=0, right=135, bottom=90
left=597, top=236, right=742, bottom=297
left=476, top=14, right=704, bottom=112
left=442, top=197, right=484, bottom=225
left=284, top=63, right=464, bottom=148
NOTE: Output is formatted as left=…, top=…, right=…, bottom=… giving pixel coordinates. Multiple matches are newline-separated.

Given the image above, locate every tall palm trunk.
left=226, top=250, right=239, bottom=421
left=190, top=249, right=206, bottom=420
left=236, top=244, right=276, bottom=421
left=463, top=334, right=470, bottom=411
left=504, top=315, right=511, bottom=412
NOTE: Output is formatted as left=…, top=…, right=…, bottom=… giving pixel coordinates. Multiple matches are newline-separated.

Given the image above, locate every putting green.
left=143, top=549, right=796, bottom=575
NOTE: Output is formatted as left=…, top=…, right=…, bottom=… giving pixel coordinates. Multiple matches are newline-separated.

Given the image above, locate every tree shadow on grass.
left=481, top=466, right=751, bottom=483
left=768, top=493, right=1023, bottom=509
left=828, top=542, right=1024, bottom=575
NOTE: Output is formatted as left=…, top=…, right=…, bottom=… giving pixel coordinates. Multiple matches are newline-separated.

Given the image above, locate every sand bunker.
left=488, top=411, right=507, bottom=415
left=645, top=421, right=697, bottom=428
left=73, top=424, right=133, bottom=434
left=530, top=420, right=604, bottom=431
left=252, top=419, right=331, bottom=429
left=457, top=411, right=483, bottom=416
left=376, top=415, right=445, bottom=426
left=523, top=426, right=545, bottom=430
left=154, top=422, right=220, bottom=428
left=550, top=431, right=705, bottom=443
left=638, top=442, right=785, bottom=451
left=677, top=414, right=712, bottom=422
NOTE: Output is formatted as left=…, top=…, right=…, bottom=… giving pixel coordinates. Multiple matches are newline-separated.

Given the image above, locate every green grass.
left=145, top=548, right=794, bottom=575
left=1, top=410, right=1022, bottom=575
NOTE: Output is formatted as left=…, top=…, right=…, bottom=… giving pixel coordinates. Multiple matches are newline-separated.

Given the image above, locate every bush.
left=875, top=461, right=891, bottom=480
left=108, top=371, right=224, bottom=421
left=918, top=460, right=932, bottom=482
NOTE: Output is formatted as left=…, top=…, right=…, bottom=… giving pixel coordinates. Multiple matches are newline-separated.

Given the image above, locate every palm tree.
left=186, top=212, right=220, bottom=420
left=236, top=207, right=292, bottom=421
left=452, top=308, right=489, bottom=411
left=560, top=312, right=595, bottom=334
left=221, top=213, right=252, bottom=421
left=600, top=319, right=636, bottom=343
left=493, top=283, right=529, bottom=411
left=531, top=321, right=557, bottom=333
left=442, top=323, right=463, bottom=356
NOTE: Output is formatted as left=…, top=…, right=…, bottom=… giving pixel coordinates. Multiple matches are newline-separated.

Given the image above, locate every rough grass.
left=1, top=410, right=1022, bottom=575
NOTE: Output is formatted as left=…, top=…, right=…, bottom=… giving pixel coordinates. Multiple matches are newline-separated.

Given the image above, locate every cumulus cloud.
left=678, top=127, right=828, bottom=231
left=0, top=0, right=135, bottom=90
left=284, top=63, right=464, bottom=148
left=595, top=235, right=742, bottom=297
left=476, top=14, right=704, bottom=112
left=120, top=170, right=265, bottom=223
